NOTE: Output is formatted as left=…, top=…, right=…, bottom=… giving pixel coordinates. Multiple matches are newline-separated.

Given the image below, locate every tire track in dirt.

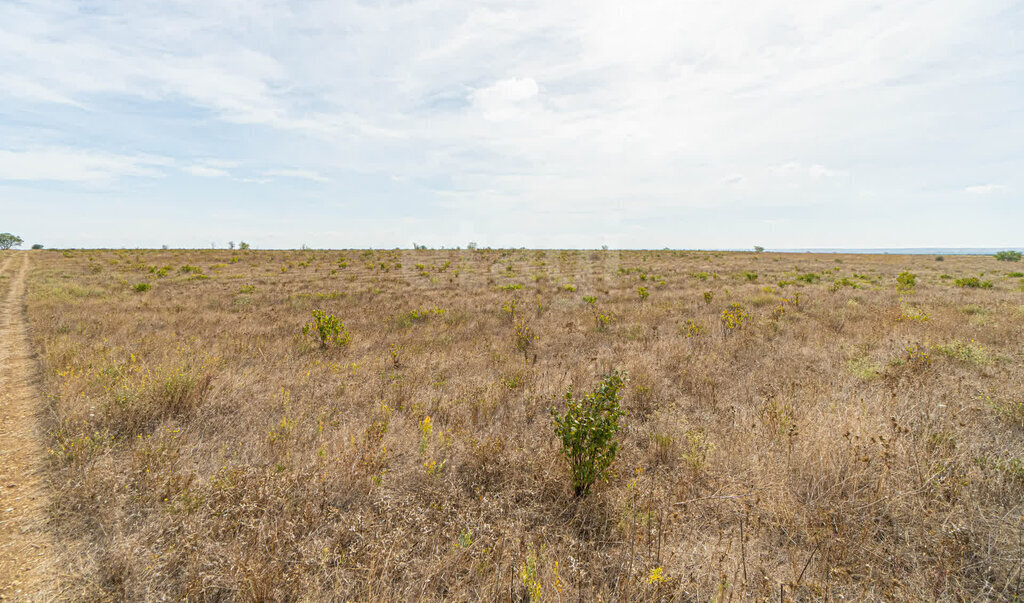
left=0, top=254, right=56, bottom=601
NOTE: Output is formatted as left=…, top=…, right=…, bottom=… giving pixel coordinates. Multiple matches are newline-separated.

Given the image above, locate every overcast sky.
left=1, top=0, right=1021, bottom=249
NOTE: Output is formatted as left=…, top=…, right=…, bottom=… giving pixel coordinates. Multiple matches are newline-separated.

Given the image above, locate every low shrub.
left=955, top=277, right=993, bottom=289
left=551, top=371, right=627, bottom=497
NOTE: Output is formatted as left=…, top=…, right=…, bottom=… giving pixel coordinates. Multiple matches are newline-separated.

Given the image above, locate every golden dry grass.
left=22, top=248, right=1024, bottom=600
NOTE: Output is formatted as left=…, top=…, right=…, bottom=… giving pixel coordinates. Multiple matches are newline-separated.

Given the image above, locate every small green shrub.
left=181, top=264, right=203, bottom=274
left=551, top=371, right=627, bottom=497
left=720, top=303, right=748, bottom=333
left=933, top=340, right=991, bottom=366
left=637, top=286, right=649, bottom=301
left=955, top=277, right=993, bottom=289
left=681, top=319, right=702, bottom=338
left=896, top=271, right=916, bottom=290
left=796, top=273, right=819, bottom=284
left=302, top=310, right=351, bottom=348
left=133, top=283, right=152, bottom=292
left=512, top=319, right=537, bottom=363
left=935, top=255, right=944, bottom=262
left=994, top=250, right=1021, bottom=262
left=1008, top=272, right=1024, bottom=278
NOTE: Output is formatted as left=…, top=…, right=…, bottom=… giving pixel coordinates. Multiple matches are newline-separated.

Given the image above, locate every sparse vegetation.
left=15, top=248, right=1024, bottom=600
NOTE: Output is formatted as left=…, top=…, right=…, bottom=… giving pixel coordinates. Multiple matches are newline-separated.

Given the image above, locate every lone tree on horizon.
left=0, top=233, right=23, bottom=250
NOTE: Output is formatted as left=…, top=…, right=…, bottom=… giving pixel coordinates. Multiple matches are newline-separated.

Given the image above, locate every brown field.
left=13, top=247, right=1024, bottom=600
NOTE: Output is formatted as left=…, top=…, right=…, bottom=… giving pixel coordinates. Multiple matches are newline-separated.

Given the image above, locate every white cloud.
left=264, top=169, right=329, bottom=182
left=0, top=148, right=170, bottom=183
left=470, top=77, right=540, bottom=121
left=184, top=165, right=230, bottom=178
left=770, top=162, right=840, bottom=179
left=964, top=184, right=1006, bottom=195
left=182, top=159, right=242, bottom=178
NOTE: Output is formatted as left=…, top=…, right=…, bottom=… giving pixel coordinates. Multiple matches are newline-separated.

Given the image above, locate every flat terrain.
left=16, top=248, right=1024, bottom=600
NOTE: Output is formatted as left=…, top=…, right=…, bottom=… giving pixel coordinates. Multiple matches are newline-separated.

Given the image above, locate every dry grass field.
left=19, top=248, right=1024, bottom=600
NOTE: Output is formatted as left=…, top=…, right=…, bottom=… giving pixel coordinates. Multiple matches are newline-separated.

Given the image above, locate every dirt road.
left=0, top=254, right=55, bottom=601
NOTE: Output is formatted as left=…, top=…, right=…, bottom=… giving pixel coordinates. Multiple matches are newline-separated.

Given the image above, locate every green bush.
left=133, top=283, right=152, bottom=292
left=302, top=310, right=351, bottom=348
left=896, top=271, right=916, bottom=290
left=994, top=250, right=1021, bottom=262
left=551, top=371, right=627, bottom=497
left=955, top=277, right=993, bottom=289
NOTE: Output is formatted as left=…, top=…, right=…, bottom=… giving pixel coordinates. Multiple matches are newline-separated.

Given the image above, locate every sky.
left=0, top=0, right=1022, bottom=250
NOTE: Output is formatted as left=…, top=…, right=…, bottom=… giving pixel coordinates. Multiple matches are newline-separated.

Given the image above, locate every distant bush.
left=133, top=283, right=151, bottom=293
left=181, top=264, right=203, bottom=274
left=31, top=243, right=44, bottom=250
left=796, top=273, right=819, bottom=284
left=955, top=277, right=993, bottom=289
left=994, top=250, right=1021, bottom=262
left=935, top=255, right=944, bottom=261
left=551, top=371, right=626, bottom=497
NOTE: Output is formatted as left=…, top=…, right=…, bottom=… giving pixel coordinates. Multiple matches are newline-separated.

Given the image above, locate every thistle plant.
left=551, top=371, right=627, bottom=497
